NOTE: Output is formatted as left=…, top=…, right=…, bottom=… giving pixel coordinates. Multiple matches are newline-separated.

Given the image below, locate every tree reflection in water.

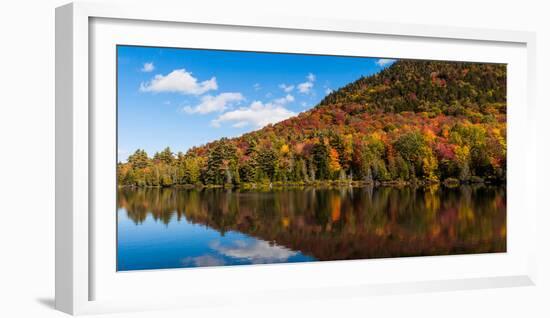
left=117, top=185, right=506, bottom=268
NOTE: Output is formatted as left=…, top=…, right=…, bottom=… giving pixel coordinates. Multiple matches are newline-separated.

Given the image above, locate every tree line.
left=118, top=119, right=505, bottom=187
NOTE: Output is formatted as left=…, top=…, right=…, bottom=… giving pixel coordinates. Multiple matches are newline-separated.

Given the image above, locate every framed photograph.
left=56, top=2, right=537, bottom=315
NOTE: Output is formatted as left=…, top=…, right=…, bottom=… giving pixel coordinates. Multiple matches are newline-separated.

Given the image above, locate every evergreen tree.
left=312, top=143, right=329, bottom=180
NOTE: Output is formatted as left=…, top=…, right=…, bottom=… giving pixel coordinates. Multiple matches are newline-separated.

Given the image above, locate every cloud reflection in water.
left=181, top=254, right=226, bottom=267
left=210, top=239, right=298, bottom=264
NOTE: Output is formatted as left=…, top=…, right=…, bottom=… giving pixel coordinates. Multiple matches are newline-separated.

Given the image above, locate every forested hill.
left=319, top=59, right=506, bottom=113
left=118, top=60, right=507, bottom=188
left=247, top=60, right=506, bottom=143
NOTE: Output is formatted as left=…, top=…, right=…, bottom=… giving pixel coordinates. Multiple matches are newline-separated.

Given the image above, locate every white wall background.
left=0, top=0, right=547, bottom=317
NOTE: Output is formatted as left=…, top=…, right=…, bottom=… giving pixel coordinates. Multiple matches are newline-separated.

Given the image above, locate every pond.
left=117, top=185, right=506, bottom=271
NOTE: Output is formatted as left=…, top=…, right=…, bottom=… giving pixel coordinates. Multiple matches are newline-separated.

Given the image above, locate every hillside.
left=118, top=60, right=507, bottom=187
left=320, top=59, right=506, bottom=112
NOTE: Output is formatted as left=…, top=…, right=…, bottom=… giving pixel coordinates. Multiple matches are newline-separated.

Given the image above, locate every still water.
left=117, top=185, right=506, bottom=271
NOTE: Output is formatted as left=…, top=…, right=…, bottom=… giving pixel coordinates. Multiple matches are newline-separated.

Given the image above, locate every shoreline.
left=118, top=177, right=505, bottom=190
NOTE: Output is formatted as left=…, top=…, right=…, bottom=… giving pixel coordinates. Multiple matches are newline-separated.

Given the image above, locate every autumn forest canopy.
left=117, top=60, right=507, bottom=188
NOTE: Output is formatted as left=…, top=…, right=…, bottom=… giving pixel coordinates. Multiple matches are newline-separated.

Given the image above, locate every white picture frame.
left=55, top=1, right=538, bottom=315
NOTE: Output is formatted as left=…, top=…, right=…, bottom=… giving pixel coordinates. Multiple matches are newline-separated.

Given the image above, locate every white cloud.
left=376, top=58, right=396, bottom=67
left=232, top=121, right=249, bottom=128
left=298, top=81, right=314, bottom=94
left=141, top=62, right=155, bottom=72
left=297, top=73, right=316, bottom=94
left=278, top=84, right=294, bottom=93
left=273, top=94, right=294, bottom=105
left=325, top=88, right=333, bottom=95
left=210, top=240, right=297, bottom=264
left=183, top=92, right=244, bottom=114
left=211, top=99, right=296, bottom=128
left=253, top=83, right=261, bottom=91
left=140, top=69, right=217, bottom=95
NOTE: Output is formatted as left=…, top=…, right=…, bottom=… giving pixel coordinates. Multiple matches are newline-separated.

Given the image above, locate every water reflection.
left=117, top=185, right=506, bottom=270
left=210, top=240, right=298, bottom=264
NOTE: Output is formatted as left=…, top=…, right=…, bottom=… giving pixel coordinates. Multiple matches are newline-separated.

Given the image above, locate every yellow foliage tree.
left=280, top=144, right=290, bottom=155
left=328, top=147, right=341, bottom=175
left=422, top=151, right=439, bottom=182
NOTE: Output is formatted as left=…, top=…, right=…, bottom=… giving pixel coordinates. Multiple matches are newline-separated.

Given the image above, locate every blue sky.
left=117, top=45, right=395, bottom=161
